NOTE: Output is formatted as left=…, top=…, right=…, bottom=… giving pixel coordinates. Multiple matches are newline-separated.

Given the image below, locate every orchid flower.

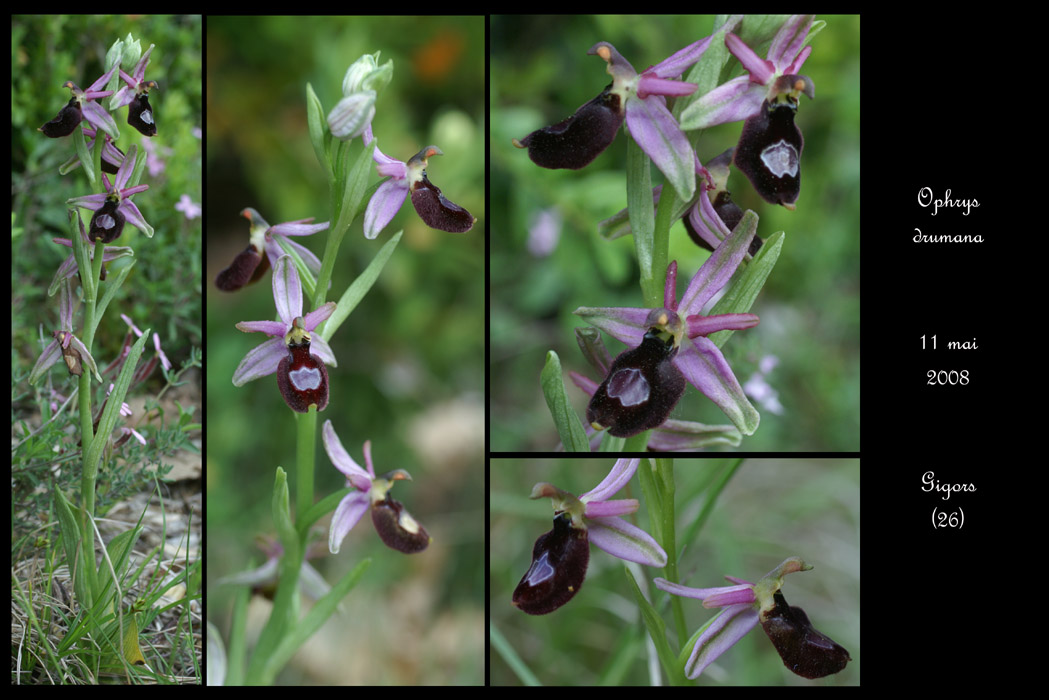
left=512, top=458, right=667, bottom=615
left=575, top=214, right=761, bottom=438
left=323, top=420, right=431, bottom=555
left=214, top=207, right=329, bottom=292
left=362, top=124, right=475, bottom=239
left=28, top=278, right=102, bottom=385
left=681, top=15, right=820, bottom=208
left=655, top=556, right=851, bottom=680
left=38, top=63, right=119, bottom=139
left=232, top=255, right=337, bottom=413
left=67, top=143, right=153, bottom=242
left=513, top=26, right=740, bottom=201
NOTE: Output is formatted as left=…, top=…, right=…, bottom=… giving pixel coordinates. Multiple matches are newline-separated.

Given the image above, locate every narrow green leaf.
left=319, top=230, right=401, bottom=343
left=490, top=621, right=542, bottom=686
left=262, top=558, right=372, bottom=685
left=709, top=229, right=783, bottom=349
left=626, top=137, right=656, bottom=305
left=94, top=257, right=136, bottom=326
left=53, top=486, right=93, bottom=607
left=624, top=565, right=685, bottom=686
left=540, top=350, right=589, bottom=452
left=85, top=329, right=150, bottom=480
left=271, top=467, right=298, bottom=556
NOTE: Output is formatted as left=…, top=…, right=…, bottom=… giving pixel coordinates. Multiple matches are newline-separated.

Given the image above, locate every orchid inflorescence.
left=514, top=15, right=821, bottom=450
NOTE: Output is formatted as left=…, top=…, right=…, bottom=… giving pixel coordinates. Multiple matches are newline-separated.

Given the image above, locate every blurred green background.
left=12, top=14, right=203, bottom=394
left=490, top=15, right=860, bottom=451
left=490, top=458, right=859, bottom=685
left=205, top=16, right=484, bottom=684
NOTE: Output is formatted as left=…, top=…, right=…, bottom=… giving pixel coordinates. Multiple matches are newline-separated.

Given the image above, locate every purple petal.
left=82, top=101, right=120, bottom=142
left=625, top=95, right=695, bottom=201
left=363, top=177, right=409, bottom=239
left=573, top=306, right=651, bottom=346
left=687, top=312, right=759, bottom=337
left=235, top=320, right=287, bottom=337
left=637, top=75, right=697, bottom=99
left=269, top=219, right=330, bottom=237
left=271, top=255, right=303, bottom=326
left=28, top=339, right=61, bottom=385
left=725, top=33, right=774, bottom=84
left=118, top=199, right=153, bottom=237
left=680, top=76, right=763, bottom=130
left=768, top=15, right=813, bottom=71
left=322, top=420, right=374, bottom=491
left=328, top=490, right=371, bottom=554
left=232, top=337, right=286, bottom=386
left=583, top=498, right=639, bottom=518
left=580, top=458, right=640, bottom=503
left=675, top=336, right=760, bottom=435
left=678, top=211, right=757, bottom=316
left=685, top=605, right=760, bottom=679
left=655, top=577, right=749, bottom=602
left=647, top=33, right=719, bottom=79
left=587, top=516, right=667, bottom=567
left=302, top=301, right=337, bottom=332
left=307, top=334, right=338, bottom=368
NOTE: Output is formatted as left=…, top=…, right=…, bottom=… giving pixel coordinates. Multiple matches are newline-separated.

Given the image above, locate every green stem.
left=655, top=458, right=688, bottom=647
left=296, top=407, right=317, bottom=530
left=77, top=240, right=106, bottom=598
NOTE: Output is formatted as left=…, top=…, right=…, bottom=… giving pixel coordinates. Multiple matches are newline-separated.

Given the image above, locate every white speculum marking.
left=141, top=110, right=154, bottom=125
left=607, top=367, right=649, bottom=406
left=525, top=551, right=555, bottom=586
left=97, top=214, right=116, bottom=229
left=289, top=366, right=322, bottom=390
left=398, top=509, right=420, bottom=534
left=760, top=139, right=799, bottom=178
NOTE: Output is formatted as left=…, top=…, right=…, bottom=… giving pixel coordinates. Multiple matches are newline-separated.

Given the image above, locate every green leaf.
left=332, top=137, right=376, bottom=242
left=53, top=486, right=93, bottom=608
left=624, top=565, right=686, bottom=685
left=261, top=558, right=372, bottom=685
left=84, top=329, right=150, bottom=481
left=626, top=137, right=656, bottom=304
left=540, top=350, right=589, bottom=452
left=708, top=229, right=783, bottom=349
left=319, top=230, right=401, bottom=343
left=271, top=467, right=298, bottom=556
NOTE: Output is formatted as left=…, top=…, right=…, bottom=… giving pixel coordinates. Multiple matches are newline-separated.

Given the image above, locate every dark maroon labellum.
left=512, top=512, right=589, bottom=615
left=40, top=97, right=83, bottom=138
left=276, top=338, right=329, bottom=413
left=734, top=99, right=804, bottom=208
left=128, top=94, right=157, bottom=137
left=513, top=84, right=624, bottom=170
left=88, top=198, right=126, bottom=243
left=410, top=175, right=475, bottom=233
left=371, top=496, right=431, bottom=553
left=761, top=591, right=851, bottom=679
left=586, top=329, right=685, bottom=438
left=214, top=244, right=267, bottom=291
